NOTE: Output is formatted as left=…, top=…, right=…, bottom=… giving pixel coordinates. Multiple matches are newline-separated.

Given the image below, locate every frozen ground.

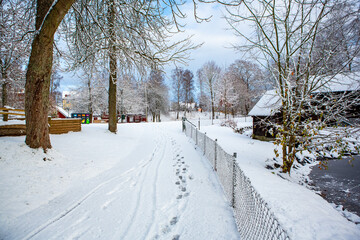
left=0, top=122, right=239, bottom=240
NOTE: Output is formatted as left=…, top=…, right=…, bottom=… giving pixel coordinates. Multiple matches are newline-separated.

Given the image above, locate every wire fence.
left=183, top=118, right=290, bottom=240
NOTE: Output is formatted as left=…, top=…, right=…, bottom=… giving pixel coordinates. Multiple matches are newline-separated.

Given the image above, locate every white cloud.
left=163, top=3, right=252, bottom=80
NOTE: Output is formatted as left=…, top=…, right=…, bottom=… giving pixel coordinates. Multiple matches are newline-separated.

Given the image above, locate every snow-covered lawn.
left=0, top=122, right=239, bottom=239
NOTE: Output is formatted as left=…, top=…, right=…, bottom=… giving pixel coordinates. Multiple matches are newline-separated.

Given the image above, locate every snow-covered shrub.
left=220, top=119, right=237, bottom=129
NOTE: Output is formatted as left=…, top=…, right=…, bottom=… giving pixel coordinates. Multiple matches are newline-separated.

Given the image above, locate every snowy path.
left=0, top=122, right=240, bottom=240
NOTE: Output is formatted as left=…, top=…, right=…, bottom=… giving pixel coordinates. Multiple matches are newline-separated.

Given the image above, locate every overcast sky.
left=59, top=3, right=252, bottom=92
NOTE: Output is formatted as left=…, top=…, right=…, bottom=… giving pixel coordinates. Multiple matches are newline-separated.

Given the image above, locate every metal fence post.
left=191, top=125, right=193, bottom=139
left=182, top=117, right=185, bottom=132
left=196, top=128, right=198, bottom=145
left=232, top=152, right=237, bottom=208
left=204, top=132, right=207, bottom=155
left=198, top=117, right=200, bottom=131
left=214, top=139, right=218, bottom=171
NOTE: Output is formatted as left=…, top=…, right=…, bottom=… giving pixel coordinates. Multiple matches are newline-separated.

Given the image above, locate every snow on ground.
left=198, top=120, right=360, bottom=240
left=0, top=122, right=239, bottom=240
left=0, top=119, right=25, bottom=126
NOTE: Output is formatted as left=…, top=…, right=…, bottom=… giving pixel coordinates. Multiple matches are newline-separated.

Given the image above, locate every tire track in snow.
left=23, top=137, right=160, bottom=240
left=143, top=128, right=168, bottom=239
left=116, top=127, right=166, bottom=239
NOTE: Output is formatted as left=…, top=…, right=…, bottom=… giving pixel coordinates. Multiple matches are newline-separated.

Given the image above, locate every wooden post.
left=3, top=109, right=8, bottom=121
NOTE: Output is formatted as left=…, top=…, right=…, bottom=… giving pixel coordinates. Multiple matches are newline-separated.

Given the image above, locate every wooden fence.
left=49, top=118, right=82, bottom=134
left=0, top=108, right=25, bottom=121
left=0, top=124, right=26, bottom=136
left=1, top=114, right=82, bottom=136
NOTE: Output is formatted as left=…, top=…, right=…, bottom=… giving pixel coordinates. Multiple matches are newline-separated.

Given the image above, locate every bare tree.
left=71, top=68, right=108, bottom=116
left=312, top=1, right=360, bottom=74
left=216, top=69, right=232, bottom=118
left=171, top=67, right=184, bottom=120
left=182, top=69, right=194, bottom=114
left=0, top=0, right=34, bottom=115
left=226, top=0, right=360, bottom=173
left=146, top=69, right=169, bottom=122
left=225, top=60, right=266, bottom=115
left=197, top=70, right=210, bottom=112
left=197, top=61, right=221, bottom=123
left=118, top=73, right=144, bottom=118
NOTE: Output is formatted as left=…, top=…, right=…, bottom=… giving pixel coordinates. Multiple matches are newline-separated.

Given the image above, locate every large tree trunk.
left=107, top=0, right=117, bottom=133
left=25, top=0, right=75, bottom=150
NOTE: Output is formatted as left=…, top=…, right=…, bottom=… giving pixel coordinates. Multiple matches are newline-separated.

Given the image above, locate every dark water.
left=309, top=156, right=360, bottom=216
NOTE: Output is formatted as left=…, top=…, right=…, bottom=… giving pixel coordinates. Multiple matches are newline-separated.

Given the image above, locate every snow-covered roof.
left=313, top=73, right=360, bottom=93
left=249, top=73, right=360, bottom=116
left=249, top=90, right=281, bottom=116
left=56, top=106, right=69, bottom=118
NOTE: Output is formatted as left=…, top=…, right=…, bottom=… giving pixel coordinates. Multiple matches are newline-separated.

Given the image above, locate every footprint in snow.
left=170, top=216, right=178, bottom=225
left=172, top=235, right=180, bottom=240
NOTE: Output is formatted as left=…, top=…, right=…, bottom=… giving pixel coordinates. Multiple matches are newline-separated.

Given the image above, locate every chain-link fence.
left=183, top=119, right=290, bottom=240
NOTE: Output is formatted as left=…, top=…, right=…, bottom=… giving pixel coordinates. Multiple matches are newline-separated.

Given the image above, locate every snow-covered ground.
left=197, top=121, right=360, bottom=239
left=0, top=122, right=239, bottom=240
left=1, top=117, right=360, bottom=240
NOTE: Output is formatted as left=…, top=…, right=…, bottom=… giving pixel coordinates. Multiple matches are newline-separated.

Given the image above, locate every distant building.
left=56, top=106, right=69, bottom=118
left=179, top=102, right=196, bottom=111
left=62, top=91, right=76, bottom=113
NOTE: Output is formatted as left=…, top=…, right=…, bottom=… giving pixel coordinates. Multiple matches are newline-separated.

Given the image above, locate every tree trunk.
left=2, top=70, right=8, bottom=121
left=87, top=78, right=93, bottom=115
left=107, top=0, right=117, bottom=133
left=25, top=0, right=75, bottom=150
left=211, top=92, right=215, bottom=123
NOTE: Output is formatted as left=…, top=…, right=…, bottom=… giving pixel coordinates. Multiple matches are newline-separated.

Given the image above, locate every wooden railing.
left=0, top=107, right=25, bottom=121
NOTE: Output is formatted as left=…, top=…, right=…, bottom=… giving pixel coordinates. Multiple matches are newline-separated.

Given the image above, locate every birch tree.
left=171, top=67, right=184, bottom=120
left=197, top=61, right=221, bottom=123
left=182, top=69, right=194, bottom=113
left=226, top=0, right=360, bottom=173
